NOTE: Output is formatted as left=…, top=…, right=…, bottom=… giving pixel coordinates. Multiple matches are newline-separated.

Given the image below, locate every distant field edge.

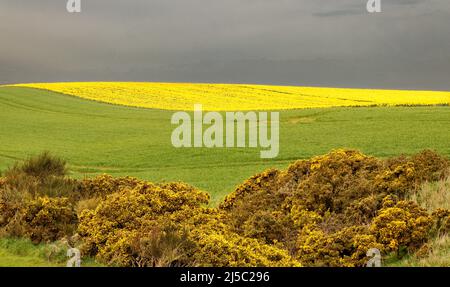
left=3, top=82, right=450, bottom=111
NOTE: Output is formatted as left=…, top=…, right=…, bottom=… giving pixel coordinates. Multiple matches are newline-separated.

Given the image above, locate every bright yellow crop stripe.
left=8, top=82, right=450, bottom=111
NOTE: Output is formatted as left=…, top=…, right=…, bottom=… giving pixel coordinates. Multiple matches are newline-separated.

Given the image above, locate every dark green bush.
left=5, top=151, right=67, bottom=179
left=2, top=152, right=77, bottom=199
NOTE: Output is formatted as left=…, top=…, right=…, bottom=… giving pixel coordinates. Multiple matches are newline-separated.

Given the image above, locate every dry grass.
left=390, top=176, right=450, bottom=267
left=409, top=176, right=450, bottom=211
left=389, top=235, right=450, bottom=267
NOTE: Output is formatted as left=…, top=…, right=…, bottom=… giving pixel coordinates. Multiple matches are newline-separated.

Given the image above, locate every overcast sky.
left=1, top=0, right=450, bottom=90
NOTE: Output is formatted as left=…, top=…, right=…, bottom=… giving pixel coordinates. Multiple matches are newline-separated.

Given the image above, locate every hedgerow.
left=77, top=182, right=299, bottom=267
left=0, top=149, right=448, bottom=266
left=220, top=149, right=449, bottom=266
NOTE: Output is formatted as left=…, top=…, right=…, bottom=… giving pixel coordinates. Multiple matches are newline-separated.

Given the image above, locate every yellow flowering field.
left=9, top=82, right=450, bottom=111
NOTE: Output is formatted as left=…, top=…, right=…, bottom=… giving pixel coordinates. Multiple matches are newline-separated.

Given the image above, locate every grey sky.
left=1, top=0, right=450, bottom=90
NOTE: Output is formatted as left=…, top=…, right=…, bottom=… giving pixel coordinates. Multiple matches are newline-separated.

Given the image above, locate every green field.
left=0, top=238, right=102, bottom=267
left=1, top=86, right=450, bottom=204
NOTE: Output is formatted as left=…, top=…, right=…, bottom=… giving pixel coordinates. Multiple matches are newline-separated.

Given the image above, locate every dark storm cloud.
left=1, top=0, right=450, bottom=90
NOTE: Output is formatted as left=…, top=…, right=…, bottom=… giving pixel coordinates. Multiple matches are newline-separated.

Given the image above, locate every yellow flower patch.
left=9, top=82, right=450, bottom=111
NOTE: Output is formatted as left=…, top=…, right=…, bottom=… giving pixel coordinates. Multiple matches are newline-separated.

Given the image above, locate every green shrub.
left=1, top=152, right=77, bottom=199
left=5, top=151, right=67, bottom=179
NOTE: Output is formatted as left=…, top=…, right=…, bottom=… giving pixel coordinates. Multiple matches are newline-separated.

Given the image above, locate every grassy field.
left=0, top=238, right=59, bottom=267
left=1, top=86, right=449, bottom=204
left=0, top=85, right=449, bottom=267
left=0, top=238, right=101, bottom=267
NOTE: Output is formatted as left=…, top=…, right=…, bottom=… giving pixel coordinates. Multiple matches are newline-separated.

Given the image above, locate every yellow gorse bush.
left=1, top=150, right=449, bottom=266
left=77, top=182, right=299, bottom=267
left=220, top=149, right=449, bottom=266
left=9, top=82, right=450, bottom=111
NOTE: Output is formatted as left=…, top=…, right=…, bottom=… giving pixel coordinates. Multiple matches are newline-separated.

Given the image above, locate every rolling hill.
left=9, top=82, right=450, bottom=111
left=0, top=85, right=449, bottom=203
